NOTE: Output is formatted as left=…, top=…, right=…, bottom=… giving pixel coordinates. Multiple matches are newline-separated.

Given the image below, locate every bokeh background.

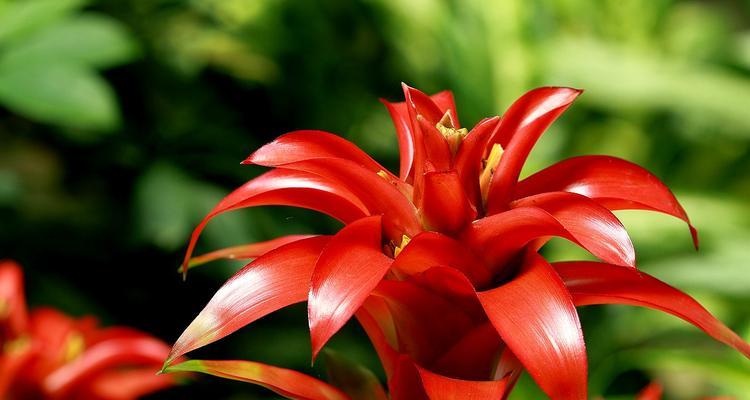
left=1, top=0, right=749, bottom=398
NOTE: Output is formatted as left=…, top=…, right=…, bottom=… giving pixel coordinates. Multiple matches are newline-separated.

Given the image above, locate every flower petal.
left=79, top=368, right=177, bottom=400
left=391, top=231, right=492, bottom=287
left=515, top=155, right=698, bottom=247
left=43, top=337, right=170, bottom=398
left=167, top=236, right=330, bottom=366
left=381, top=99, right=416, bottom=181
left=454, top=117, right=501, bottom=208
left=165, top=359, right=350, bottom=400
left=245, top=129, right=394, bottom=176
left=417, top=365, right=510, bottom=400
left=186, top=234, right=317, bottom=270
left=486, top=87, right=582, bottom=213
left=477, top=253, right=587, bottom=400
left=512, top=192, right=636, bottom=268
left=636, top=383, right=663, bottom=400
left=420, top=170, right=476, bottom=234
left=181, top=169, right=367, bottom=274
left=261, top=158, right=420, bottom=241
left=554, top=261, right=750, bottom=359
left=0, top=260, right=28, bottom=340
left=309, top=216, right=392, bottom=360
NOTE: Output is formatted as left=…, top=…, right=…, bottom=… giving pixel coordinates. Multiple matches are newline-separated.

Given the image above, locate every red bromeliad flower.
left=162, top=85, right=750, bottom=399
left=0, top=260, right=176, bottom=400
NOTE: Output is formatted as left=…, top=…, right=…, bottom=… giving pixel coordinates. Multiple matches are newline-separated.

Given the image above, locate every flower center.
left=392, top=234, right=411, bottom=258
left=63, top=332, right=85, bottom=362
left=480, top=143, right=504, bottom=205
left=435, top=111, right=467, bottom=155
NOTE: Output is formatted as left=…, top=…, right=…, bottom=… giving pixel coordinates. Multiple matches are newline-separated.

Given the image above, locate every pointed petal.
left=382, top=99, right=416, bottom=181
left=323, top=349, right=388, bottom=400
left=391, top=231, right=492, bottom=287
left=81, top=368, right=177, bottom=400
left=262, top=159, right=420, bottom=241
left=181, top=169, right=367, bottom=273
left=186, top=234, right=317, bottom=270
left=355, top=298, right=399, bottom=378
left=555, top=261, right=750, bottom=359
left=454, top=117, right=501, bottom=208
left=512, top=192, right=636, bottom=268
left=165, top=359, right=350, bottom=400
left=420, top=170, right=476, bottom=234
left=515, top=155, right=698, bottom=247
left=417, top=365, right=510, bottom=400
left=43, top=337, right=170, bottom=397
left=0, top=260, right=28, bottom=339
left=309, top=216, right=392, bottom=359
left=402, top=84, right=445, bottom=126
left=415, top=115, right=452, bottom=172
left=486, top=87, right=582, bottom=212
left=167, top=237, right=330, bottom=365
left=429, top=90, right=460, bottom=128
left=478, top=253, right=587, bottom=400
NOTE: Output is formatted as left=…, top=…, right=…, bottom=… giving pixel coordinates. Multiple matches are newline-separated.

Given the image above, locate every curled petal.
left=43, top=337, right=170, bottom=397
left=356, top=298, right=399, bottom=378
left=382, top=100, right=416, bottom=181
left=478, top=253, right=587, bottom=400
left=402, top=83, right=445, bottom=127
left=420, top=170, right=476, bottom=234
left=416, top=115, right=452, bottom=172
left=259, top=158, right=420, bottom=240
left=245, top=130, right=393, bottom=177
left=167, top=237, right=330, bottom=366
left=0, top=260, right=28, bottom=339
left=512, top=192, right=636, bottom=268
left=454, top=117, right=501, bottom=208
left=555, top=261, right=750, bottom=359
left=515, top=155, right=698, bottom=247
left=486, top=87, right=582, bottom=213
left=186, top=234, right=316, bottom=270
left=391, top=231, right=492, bottom=287
left=308, top=216, right=392, bottom=360
left=165, top=359, right=350, bottom=400
left=181, top=169, right=368, bottom=274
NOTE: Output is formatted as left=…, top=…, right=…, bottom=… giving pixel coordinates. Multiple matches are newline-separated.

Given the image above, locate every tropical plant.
left=161, top=85, right=750, bottom=399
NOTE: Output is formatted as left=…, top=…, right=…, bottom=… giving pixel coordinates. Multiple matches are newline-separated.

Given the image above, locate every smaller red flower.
left=0, top=260, right=177, bottom=400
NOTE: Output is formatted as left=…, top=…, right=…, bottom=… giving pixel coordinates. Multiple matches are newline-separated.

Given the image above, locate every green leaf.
left=0, top=0, right=88, bottom=45
left=2, top=13, right=139, bottom=69
left=322, top=349, right=387, bottom=400
left=0, top=62, right=120, bottom=132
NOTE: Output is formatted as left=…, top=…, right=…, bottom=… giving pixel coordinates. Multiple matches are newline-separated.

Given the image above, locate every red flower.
left=163, top=85, right=750, bottom=399
left=0, top=260, right=176, bottom=400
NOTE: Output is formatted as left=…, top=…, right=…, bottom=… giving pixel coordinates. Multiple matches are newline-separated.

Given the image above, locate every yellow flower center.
left=3, top=335, right=30, bottom=355
left=63, top=332, right=85, bottom=362
left=393, top=235, right=411, bottom=258
left=435, top=111, right=468, bottom=155
left=480, top=143, right=504, bottom=205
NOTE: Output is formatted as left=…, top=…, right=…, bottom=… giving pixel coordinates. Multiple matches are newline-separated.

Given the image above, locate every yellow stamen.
left=0, top=298, right=8, bottom=320
left=480, top=143, right=504, bottom=204
left=376, top=170, right=389, bottom=180
left=3, top=335, right=30, bottom=355
left=435, top=111, right=468, bottom=155
left=63, top=332, right=85, bottom=362
left=393, top=235, right=411, bottom=258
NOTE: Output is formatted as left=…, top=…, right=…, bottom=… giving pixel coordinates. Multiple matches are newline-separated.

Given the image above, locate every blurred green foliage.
left=1, top=0, right=749, bottom=399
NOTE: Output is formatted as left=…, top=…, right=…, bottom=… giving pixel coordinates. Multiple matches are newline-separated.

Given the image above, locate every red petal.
left=417, top=365, right=510, bottom=400
left=512, top=192, right=636, bottom=268
left=429, top=90, right=460, bottom=128
left=477, top=253, right=587, bottom=400
left=430, top=323, right=503, bottom=380
left=245, top=130, right=392, bottom=175
left=0, top=260, right=28, bottom=339
left=308, top=216, right=392, bottom=360
left=486, top=87, right=582, bottom=213
left=636, top=383, right=663, bottom=400
left=186, top=234, right=316, bottom=270
left=382, top=100, right=416, bottom=181
left=454, top=117, right=501, bottom=208
left=181, top=169, right=368, bottom=274
left=391, top=231, right=492, bottom=287
left=402, top=84, right=445, bottom=126
left=356, top=297, right=399, bottom=378
left=515, top=155, right=698, bottom=247
left=167, top=236, right=330, bottom=365
left=416, top=115, right=452, bottom=172
left=555, top=261, right=750, bottom=359
left=261, top=159, right=420, bottom=241
left=43, top=337, right=170, bottom=397
left=389, top=356, right=429, bottom=400
left=165, top=359, right=350, bottom=400
left=80, top=368, right=176, bottom=400
left=420, top=170, right=476, bottom=234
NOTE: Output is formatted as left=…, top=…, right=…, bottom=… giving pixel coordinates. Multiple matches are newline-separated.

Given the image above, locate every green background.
left=1, top=0, right=749, bottom=398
